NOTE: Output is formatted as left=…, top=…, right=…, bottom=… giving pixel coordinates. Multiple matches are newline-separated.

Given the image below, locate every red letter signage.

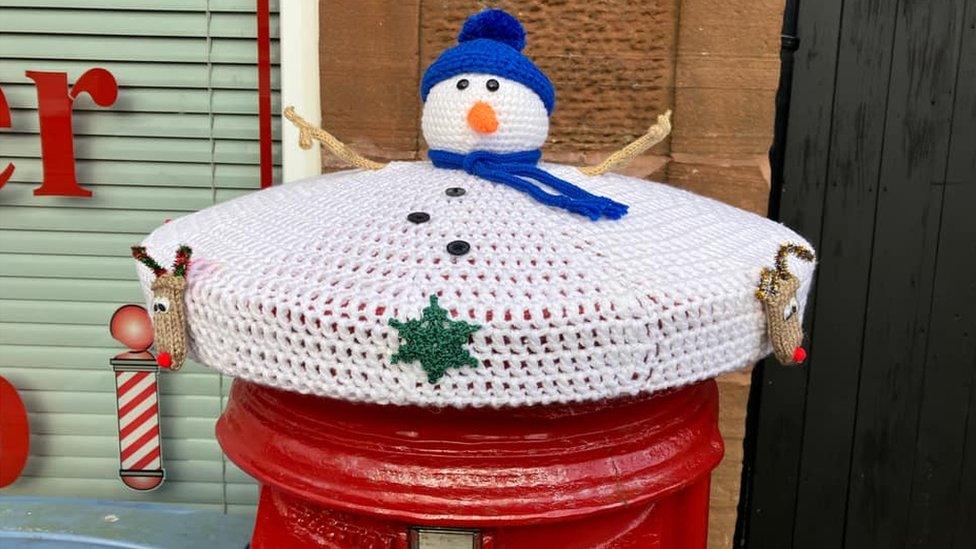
left=25, top=68, right=118, bottom=197
left=0, top=87, right=12, bottom=190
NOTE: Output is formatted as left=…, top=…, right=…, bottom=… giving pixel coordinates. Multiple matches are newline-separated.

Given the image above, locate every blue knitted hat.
left=420, top=9, right=556, bottom=114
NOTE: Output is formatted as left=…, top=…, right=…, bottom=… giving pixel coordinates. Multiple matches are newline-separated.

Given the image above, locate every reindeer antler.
left=132, top=245, right=194, bottom=278
left=774, top=243, right=815, bottom=278
left=172, top=245, right=193, bottom=277
left=756, top=267, right=778, bottom=301
left=756, top=243, right=815, bottom=301
left=132, top=246, right=167, bottom=277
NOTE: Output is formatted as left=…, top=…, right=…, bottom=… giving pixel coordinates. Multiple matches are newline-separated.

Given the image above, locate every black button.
left=446, top=240, right=470, bottom=256
left=456, top=78, right=469, bottom=90
left=445, top=187, right=466, bottom=197
left=486, top=78, right=499, bottom=92
left=407, top=212, right=430, bottom=224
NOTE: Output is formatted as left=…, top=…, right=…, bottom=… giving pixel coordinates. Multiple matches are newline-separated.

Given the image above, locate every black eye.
left=153, top=297, right=170, bottom=313
left=456, top=79, right=469, bottom=90
left=486, top=79, right=499, bottom=92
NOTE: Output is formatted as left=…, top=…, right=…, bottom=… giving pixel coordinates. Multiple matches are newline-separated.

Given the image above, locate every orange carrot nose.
left=467, top=101, right=499, bottom=134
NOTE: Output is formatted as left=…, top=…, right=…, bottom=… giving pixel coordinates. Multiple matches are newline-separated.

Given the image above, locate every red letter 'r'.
left=25, top=69, right=118, bottom=197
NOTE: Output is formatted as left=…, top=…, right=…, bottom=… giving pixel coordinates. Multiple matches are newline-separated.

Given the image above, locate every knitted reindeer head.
left=132, top=245, right=192, bottom=370
left=756, top=243, right=815, bottom=365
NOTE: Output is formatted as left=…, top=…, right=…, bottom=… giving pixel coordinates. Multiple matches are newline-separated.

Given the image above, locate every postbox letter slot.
left=410, top=527, right=481, bottom=549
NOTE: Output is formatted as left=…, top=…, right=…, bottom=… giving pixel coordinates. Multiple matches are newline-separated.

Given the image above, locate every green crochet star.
left=389, top=295, right=481, bottom=383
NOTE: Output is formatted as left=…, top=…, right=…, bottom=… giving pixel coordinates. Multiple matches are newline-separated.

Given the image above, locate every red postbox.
left=216, top=378, right=723, bottom=548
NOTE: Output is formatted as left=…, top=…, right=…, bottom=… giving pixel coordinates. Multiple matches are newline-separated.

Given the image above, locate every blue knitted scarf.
left=428, top=149, right=628, bottom=220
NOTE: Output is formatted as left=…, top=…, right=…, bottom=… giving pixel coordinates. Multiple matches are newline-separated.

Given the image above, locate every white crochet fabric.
left=422, top=73, right=549, bottom=153
left=137, top=162, right=815, bottom=408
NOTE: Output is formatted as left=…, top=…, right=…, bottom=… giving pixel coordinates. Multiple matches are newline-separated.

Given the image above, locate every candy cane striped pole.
left=113, top=362, right=164, bottom=491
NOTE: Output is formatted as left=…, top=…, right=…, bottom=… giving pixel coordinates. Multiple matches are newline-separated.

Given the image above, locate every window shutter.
left=0, top=0, right=280, bottom=512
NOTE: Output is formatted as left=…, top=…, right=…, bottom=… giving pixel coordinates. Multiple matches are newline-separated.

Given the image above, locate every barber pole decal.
left=109, top=304, right=166, bottom=491
left=114, top=363, right=164, bottom=491
left=109, top=249, right=194, bottom=492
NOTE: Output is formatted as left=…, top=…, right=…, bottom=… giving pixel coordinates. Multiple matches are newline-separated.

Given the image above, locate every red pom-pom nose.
left=156, top=352, right=172, bottom=369
left=792, top=347, right=807, bottom=364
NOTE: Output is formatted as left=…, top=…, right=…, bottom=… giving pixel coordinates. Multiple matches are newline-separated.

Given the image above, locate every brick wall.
left=317, top=1, right=784, bottom=545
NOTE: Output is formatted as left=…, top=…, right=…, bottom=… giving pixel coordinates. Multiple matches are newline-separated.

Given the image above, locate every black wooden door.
left=736, top=0, right=976, bottom=547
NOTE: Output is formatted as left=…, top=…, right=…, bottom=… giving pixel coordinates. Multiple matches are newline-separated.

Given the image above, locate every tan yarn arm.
left=283, top=106, right=387, bottom=171
left=578, top=110, right=672, bottom=176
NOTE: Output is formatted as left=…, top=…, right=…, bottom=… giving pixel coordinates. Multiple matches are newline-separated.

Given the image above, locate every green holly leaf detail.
left=389, top=295, right=481, bottom=383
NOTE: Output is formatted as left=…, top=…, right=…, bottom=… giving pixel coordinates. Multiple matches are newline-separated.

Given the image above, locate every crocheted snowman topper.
left=284, top=9, right=672, bottom=221
left=140, top=8, right=815, bottom=406
left=132, top=245, right=192, bottom=370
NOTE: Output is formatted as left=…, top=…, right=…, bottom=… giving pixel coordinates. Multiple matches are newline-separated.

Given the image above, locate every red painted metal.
left=255, top=0, right=273, bottom=188
left=218, top=379, right=724, bottom=548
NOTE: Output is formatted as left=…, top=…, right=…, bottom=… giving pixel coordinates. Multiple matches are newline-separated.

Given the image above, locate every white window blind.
left=0, top=0, right=280, bottom=512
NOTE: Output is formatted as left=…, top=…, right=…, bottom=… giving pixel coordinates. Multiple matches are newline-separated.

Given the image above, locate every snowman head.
left=421, top=9, right=554, bottom=154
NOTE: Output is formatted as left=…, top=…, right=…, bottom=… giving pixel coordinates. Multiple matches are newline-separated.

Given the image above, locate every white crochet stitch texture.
left=422, top=73, right=549, bottom=153
left=137, top=162, right=815, bottom=408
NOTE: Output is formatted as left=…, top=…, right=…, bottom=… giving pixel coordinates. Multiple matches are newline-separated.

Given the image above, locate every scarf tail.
left=429, top=149, right=629, bottom=221
left=515, top=166, right=629, bottom=219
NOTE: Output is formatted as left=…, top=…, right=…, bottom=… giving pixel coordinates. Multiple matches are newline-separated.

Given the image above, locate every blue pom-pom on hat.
left=421, top=9, right=555, bottom=114
left=458, top=8, right=526, bottom=50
